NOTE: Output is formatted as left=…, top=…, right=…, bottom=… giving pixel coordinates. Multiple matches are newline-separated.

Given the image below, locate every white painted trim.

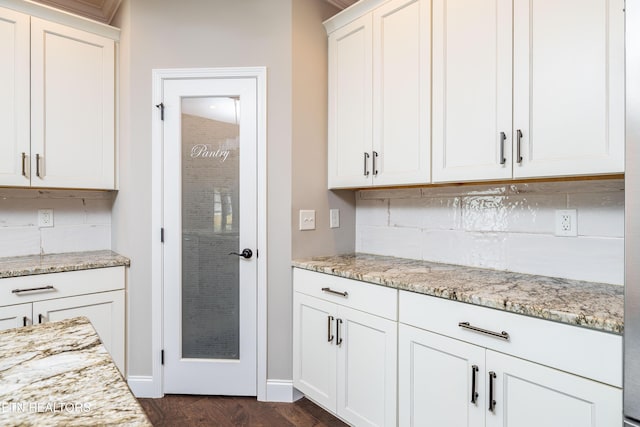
left=323, top=0, right=388, bottom=34
left=0, top=0, right=120, bottom=39
left=266, top=380, right=305, bottom=403
left=151, top=67, right=268, bottom=400
left=127, top=376, right=158, bottom=398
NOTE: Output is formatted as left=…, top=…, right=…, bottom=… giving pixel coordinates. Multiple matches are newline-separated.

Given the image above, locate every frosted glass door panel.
left=181, top=96, right=240, bottom=360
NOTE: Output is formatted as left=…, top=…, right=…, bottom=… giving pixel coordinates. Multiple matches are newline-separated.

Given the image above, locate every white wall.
left=0, top=189, right=113, bottom=258
left=357, top=179, right=624, bottom=284
left=112, top=0, right=342, bottom=383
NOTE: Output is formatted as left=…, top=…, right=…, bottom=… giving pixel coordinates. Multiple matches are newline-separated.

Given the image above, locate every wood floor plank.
left=138, top=395, right=348, bottom=427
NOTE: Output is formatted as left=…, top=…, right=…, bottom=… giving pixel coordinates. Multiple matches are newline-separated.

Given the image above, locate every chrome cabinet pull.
left=372, top=151, right=379, bottom=176
left=499, top=132, right=506, bottom=165
left=36, top=153, right=42, bottom=178
left=21, top=152, right=27, bottom=177
left=516, top=129, right=523, bottom=163
left=12, top=285, right=55, bottom=294
left=458, top=322, right=509, bottom=341
left=363, top=152, right=370, bottom=177
left=336, top=318, right=343, bottom=346
left=327, top=315, right=334, bottom=343
left=471, top=365, right=479, bottom=404
left=488, top=371, right=497, bottom=412
left=321, top=287, right=348, bottom=298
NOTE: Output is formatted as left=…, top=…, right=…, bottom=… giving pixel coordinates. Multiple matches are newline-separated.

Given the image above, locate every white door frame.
left=146, top=67, right=267, bottom=399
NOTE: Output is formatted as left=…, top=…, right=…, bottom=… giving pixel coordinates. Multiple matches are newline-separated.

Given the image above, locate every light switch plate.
left=299, top=210, right=316, bottom=231
left=330, top=209, right=340, bottom=228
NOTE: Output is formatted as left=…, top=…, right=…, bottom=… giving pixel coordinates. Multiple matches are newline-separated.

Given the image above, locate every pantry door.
left=162, top=76, right=258, bottom=395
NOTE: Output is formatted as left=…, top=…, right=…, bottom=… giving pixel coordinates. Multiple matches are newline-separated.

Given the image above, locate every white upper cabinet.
left=328, top=14, right=373, bottom=188
left=372, top=0, right=430, bottom=186
left=0, top=3, right=117, bottom=190
left=431, top=0, right=512, bottom=182
left=327, top=0, right=430, bottom=189
left=432, top=0, right=624, bottom=183
left=31, top=18, right=115, bottom=189
left=512, top=0, right=625, bottom=178
left=0, top=7, right=29, bottom=187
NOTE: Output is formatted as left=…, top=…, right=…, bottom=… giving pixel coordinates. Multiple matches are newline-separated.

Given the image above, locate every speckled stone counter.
left=293, top=253, right=624, bottom=334
left=0, top=250, right=130, bottom=279
left=0, top=317, right=150, bottom=426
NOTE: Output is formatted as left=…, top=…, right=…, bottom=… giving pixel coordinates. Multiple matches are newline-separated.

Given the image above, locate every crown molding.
left=326, top=0, right=358, bottom=10
left=31, top=0, right=121, bottom=23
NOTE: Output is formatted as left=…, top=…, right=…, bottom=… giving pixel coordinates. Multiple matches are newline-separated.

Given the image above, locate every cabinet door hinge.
left=155, top=102, right=165, bottom=121
left=161, top=350, right=164, bottom=365
left=161, top=228, right=164, bottom=243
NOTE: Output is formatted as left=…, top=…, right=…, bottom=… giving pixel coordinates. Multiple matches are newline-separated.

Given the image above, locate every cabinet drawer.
left=0, top=267, right=125, bottom=306
left=399, top=290, right=622, bottom=387
left=293, top=268, right=397, bottom=321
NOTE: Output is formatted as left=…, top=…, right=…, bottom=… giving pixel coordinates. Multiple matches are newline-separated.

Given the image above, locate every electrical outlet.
left=299, top=210, right=316, bottom=231
left=555, top=209, right=577, bottom=237
left=38, top=209, right=54, bottom=228
left=330, top=209, right=340, bottom=228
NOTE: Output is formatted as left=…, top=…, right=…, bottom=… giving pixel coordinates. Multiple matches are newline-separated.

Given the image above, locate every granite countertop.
left=293, top=253, right=624, bottom=334
left=0, top=317, right=151, bottom=426
left=0, top=250, right=130, bottom=279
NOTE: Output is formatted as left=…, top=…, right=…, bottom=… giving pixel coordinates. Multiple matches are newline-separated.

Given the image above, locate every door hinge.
left=161, top=228, right=164, bottom=243
left=161, top=349, right=164, bottom=365
left=155, top=102, right=165, bottom=121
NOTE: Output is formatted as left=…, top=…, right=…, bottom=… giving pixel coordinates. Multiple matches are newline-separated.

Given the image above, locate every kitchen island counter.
left=293, top=253, right=624, bottom=334
left=0, top=317, right=150, bottom=426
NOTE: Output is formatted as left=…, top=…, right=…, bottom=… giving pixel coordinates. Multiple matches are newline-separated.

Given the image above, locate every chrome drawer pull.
left=12, top=285, right=56, bottom=294
left=321, top=287, right=348, bottom=298
left=458, top=322, right=509, bottom=341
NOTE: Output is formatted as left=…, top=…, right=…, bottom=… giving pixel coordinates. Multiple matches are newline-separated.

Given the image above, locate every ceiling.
left=31, top=0, right=356, bottom=24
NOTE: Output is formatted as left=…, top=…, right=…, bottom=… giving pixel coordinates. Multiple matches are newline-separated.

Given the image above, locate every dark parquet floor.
left=138, top=395, right=350, bottom=427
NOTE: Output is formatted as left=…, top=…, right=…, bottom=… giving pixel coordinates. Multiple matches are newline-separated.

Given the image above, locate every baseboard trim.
left=128, top=375, right=162, bottom=398
left=265, top=380, right=304, bottom=403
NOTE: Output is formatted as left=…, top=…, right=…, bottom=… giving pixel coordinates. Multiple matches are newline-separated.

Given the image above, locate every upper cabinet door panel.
left=432, top=0, right=513, bottom=183
left=328, top=14, right=373, bottom=189
left=372, top=0, right=430, bottom=186
left=30, top=18, right=115, bottom=189
left=513, top=0, right=625, bottom=178
left=0, top=7, right=30, bottom=187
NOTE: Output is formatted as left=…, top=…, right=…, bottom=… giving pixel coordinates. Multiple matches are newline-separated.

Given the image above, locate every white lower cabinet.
left=399, top=324, right=485, bottom=427
left=0, top=303, right=32, bottom=330
left=0, top=267, right=126, bottom=373
left=399, top=289, right=622, bottom=427
left=486, top=350, right=621, bottom=427
left=399, top=324, right=621, bottom=427
left=293, top=268, right=397, bottom=426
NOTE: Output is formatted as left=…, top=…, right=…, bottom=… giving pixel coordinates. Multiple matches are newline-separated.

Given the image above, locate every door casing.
left=147, top=67, right=267, bottom=399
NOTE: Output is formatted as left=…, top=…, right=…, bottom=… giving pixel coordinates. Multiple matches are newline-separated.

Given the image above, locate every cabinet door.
left=0, top=303, right=32, bottom=330
left=328, top=14, right=373, bottom=189
left=432, top=0, right=513, bottom=183
left=513, top=0, right=624, bottom=178
left=486, top=350, right=622, bottom=427
left=293, top=292, right=337, bottom=412
left=336, top=305, right=397, bottom=427
left=372, top=0, right=430, bottom=186
left=0, top=7, right=29, bottom=187
left=33, top=290, right=125, bottom=374
left=398, top=324, right=485, bottom=427
left=30, top=17, right=115, bottom=190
